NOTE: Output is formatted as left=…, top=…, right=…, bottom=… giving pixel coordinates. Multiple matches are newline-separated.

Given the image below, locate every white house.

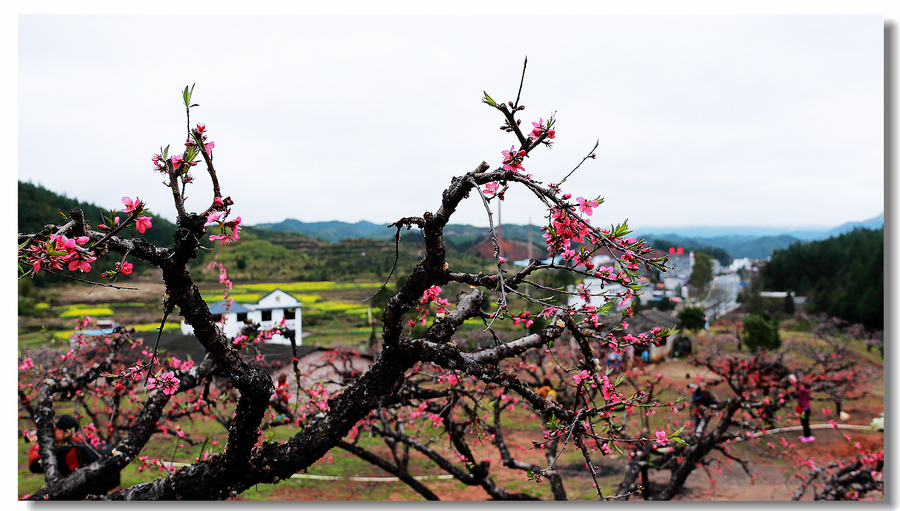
left=181, top=289, right=302, bottom=345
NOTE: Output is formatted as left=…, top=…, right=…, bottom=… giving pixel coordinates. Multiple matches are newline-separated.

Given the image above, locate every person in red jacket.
left=26, top=414, right=120, bottom=499
left=789, top=374, right=815, bottom=442
left=27, top=414, right=83, bottom=475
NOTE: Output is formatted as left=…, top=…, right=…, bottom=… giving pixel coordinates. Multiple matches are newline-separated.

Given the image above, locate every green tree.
left=761, top=227, right=883, bottom=330
left=782, top=291, right=796, bottom=315
left=737, top=276, right=764, bottom=314
left=742, top=312, right=781, bottom=352
left=656, top=296, right=675, bottom=311
left=677, top=305, right=706, bottom=332
left=689, top=251, right=713, bottom=292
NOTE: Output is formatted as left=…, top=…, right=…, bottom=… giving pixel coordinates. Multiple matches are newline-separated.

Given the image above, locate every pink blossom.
left=205, top=211, right=225, bottom=226
left=601, top=375, right=616, bottom=401
left=501, top=145, right=526, bottom=173
left=528, top=118, right=556, bottom=141
left=136, top=216, right=153, bottom=233
left=573, top=370, right=591, bottom=385
left=420, top=285, right=444, bottom=303
left=171, top=154, right=184, bottom=167
left=122, top=196, right=141, bottom=213
left=576, top=197, right=599, bottom=216
left=19, top=358, right=34, bottom=370
left=654, top=430, right=669, bottom=446
left=209, top=217, right=242, bottom=245
left=484, top=182, right=500, bottom=196
left=146, top=371, right=180, bottom=395
left=428, top=413, right=445, bottom=428
left=67, top=254, right=97, bottom=273
left=119, top=261, right=134, bottom=275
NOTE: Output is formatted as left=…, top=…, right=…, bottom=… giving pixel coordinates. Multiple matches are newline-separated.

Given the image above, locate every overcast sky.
left=15, top=11, right=886, bottom=233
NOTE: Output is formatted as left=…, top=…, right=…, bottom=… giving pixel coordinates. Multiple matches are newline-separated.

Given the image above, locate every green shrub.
left=742, top=312, right=781, bottom=352
left=677, top=305, right=706, bottom=332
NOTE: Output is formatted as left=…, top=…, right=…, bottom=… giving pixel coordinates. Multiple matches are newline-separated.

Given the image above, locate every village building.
left=181, top=289, right=302, bottom=345
left=621, top=308, right=684, bottom=362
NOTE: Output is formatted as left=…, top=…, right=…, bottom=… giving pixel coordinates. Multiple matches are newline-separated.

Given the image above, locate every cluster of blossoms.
left=146, top=371, right=180, bottom=395
left=436, top=372, right=461, bottom=386
left=501, top=145, right=527, bottom=173
left=483, top=116, right=555, bottom=198
left=571, top=369, right=621, bottom=403
left=25, top=234, right=97, bottom=274
left=511, top=310, right=535, bottom=329
left=205, top=198, right=242, bottom=245
left=542, top=205, right=595, bottom=257
left=151, top=123, right=214, bottom=189
left=428, top=413, right=445, bottom=429
left=24, top=195, right=154, bottom=278
left=186, top=123, right=215, bottom=155
left=151, top=153, right=168, bottom=174
left=120, top=197, right=154, bottom=233
left=169, top=356, right=194, bottom=372
left=409, top=285, right=451, bottom=327
left=528, top=117, right=556, bottom=145
left=113, top=363, right=146, bottom=391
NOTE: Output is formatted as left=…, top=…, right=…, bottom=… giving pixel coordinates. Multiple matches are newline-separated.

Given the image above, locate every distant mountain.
left=636, top=225, right=823, bottom=240
left=636, top=213, right=884, bottom=259
left=254, top=219, right=547, bottom=249
left=251, top=212, right=884, bottom=261
left=645, top=233, right=801, bottom=261
left=822, top=212, right=884, bottom=239
left=254, top=219, right=394, bottom=243
left=637, top=213, right=884, bottom=242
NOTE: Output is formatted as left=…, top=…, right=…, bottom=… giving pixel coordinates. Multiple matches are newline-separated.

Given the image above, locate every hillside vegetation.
left=17, top=181, right=497, bottom=286
left=18, top=181, right=183, bottom=286
left=761, top=227, right=883, bottom=330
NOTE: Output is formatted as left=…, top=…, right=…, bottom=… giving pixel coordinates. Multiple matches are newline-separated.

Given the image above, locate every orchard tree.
left=16, top=65, right=881, bottom=502
left=18, top=65, right=682, bottom=500
left=792, top=313, right=875, bottom=416
left=610, top=334, right=882, bottom=501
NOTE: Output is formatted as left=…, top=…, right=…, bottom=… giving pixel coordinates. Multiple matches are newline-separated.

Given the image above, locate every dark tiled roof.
left=626, top=309, right=679, bottom=331
left=208, top=301, right=252, bottom=315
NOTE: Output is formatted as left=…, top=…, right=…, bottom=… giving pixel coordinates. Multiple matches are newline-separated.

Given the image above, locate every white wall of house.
left=181, top=289, right=302, bottom=345
left=568, top=278, right=633, bottom=311
left=247, top=289, right=302, bottom=345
